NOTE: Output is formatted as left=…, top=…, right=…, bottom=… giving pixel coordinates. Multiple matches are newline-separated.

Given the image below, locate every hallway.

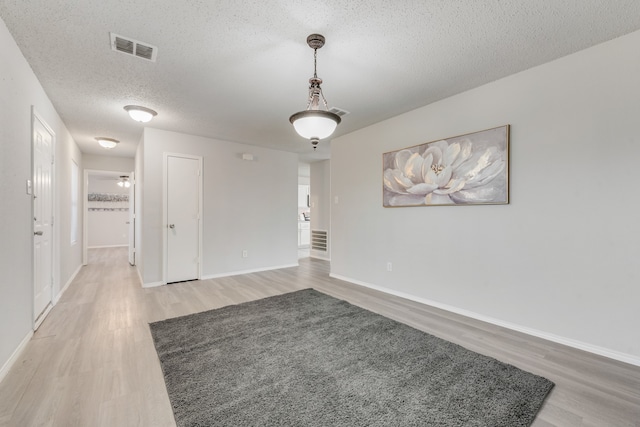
left=0, top=248, right=638, bottom=426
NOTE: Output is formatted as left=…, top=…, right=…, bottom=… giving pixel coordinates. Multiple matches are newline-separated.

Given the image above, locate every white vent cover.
left=110, top=33, right=157, bottom=62
left=329, top=107, right=350, bottom=117
left=311, top=230, right=328, bottom=252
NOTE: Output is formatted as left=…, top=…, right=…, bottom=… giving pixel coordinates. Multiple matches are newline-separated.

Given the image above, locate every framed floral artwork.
left=383, top=125, right=509, bottom=207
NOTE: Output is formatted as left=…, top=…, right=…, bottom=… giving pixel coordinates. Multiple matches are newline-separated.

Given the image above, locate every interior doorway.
left=83, top=170, right=134, bottom=265
left=298, top=162, right=311, bottom=259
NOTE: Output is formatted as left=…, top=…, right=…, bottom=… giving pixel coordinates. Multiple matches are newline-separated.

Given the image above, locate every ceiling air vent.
left=329, top=107, right=350, bottom=117
left=110, top=33, right=157, bottom=62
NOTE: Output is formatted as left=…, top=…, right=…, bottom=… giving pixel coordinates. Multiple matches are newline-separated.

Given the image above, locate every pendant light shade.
left=290, top=110, right=340, bottom=140
left=289, top=34, right=341, bottom=150
left=124, top=105, right=157, bottom=122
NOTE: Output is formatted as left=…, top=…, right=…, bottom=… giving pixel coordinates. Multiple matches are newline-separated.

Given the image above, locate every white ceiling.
left=2, top=1, right=640, bottom=162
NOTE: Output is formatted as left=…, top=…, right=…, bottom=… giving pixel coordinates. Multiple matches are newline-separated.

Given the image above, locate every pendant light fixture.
left=124, top=105, right=157, bottom=123
left=117, top=176, right=131, bottom=188
left=289, top=34, right=341, bottom=150
left=95, top=137, right=119, bottom=149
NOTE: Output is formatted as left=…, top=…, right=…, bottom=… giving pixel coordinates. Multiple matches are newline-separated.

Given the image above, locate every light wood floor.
left=1, top=247, right=638, bottom=426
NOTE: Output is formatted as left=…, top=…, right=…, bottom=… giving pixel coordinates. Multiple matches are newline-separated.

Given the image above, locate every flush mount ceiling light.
left=289, top=34, right=341, bottom=150
left=123, top=105, right=157, bottom=123
left=117, top=176, right=131, bottom=188
left=95, top=137, right=119, bottom=149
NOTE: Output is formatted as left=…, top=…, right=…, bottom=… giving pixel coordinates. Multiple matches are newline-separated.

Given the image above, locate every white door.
left=33, top=113, right=54, bottom=325
left=128, top=171, right=135, bottom=265
left=166, top=155, right=201, bottom=283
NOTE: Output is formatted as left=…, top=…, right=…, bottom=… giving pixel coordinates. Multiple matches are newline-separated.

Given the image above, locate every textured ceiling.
left=2, top=1, right=640, bottom=162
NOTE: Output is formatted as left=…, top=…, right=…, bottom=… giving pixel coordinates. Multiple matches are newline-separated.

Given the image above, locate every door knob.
left=34, top=231, right=43, bottom=236
left=169, top=224, right=175, bottom=229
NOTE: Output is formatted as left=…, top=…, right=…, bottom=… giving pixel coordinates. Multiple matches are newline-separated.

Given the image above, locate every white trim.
left=70, top=159, right=79, bottom=245
left=53, top=264, right=81, bottom=304
left=82, top=169, right=88, bottom=265
left=310, top=253, right=330, bottom=261
left=142, top=281, right=165, bottom=289
left=330, top=273, right=640, bottom=368
left=88, top=244, right=128, bottom=249
left=0, top=331, right=33, bottom=384
left=136, top=265, right=144, bottom=287
left=127, top=170, right=135, bottom=266
left=34, top=304, right=53, bottom=330
left=162, top=153, right=203, bottom=284
left=202, top=264, right=298, bottom=280
left=143, top=262, right=299, bottom=288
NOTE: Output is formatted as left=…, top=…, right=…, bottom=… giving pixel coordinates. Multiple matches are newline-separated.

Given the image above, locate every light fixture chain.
left=321, top=91, right=329, bottom=110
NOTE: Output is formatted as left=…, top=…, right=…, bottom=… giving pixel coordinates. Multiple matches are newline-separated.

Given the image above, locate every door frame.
left=31, top=108, right=56, bottom=329
left=82, top=169, right=133, bottom=265
left=162, top=152, right=203, bottom=284
left=128, top=171, right=135, bottom=266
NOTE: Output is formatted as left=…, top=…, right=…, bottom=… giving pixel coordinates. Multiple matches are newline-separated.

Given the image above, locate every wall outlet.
left=242, top=250, right=248, bottom=258
left=386, top=262, right=393, bottom=272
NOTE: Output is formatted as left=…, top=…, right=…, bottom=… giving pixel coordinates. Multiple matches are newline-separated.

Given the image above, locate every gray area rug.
left=149, top=289, right=553, bottom=426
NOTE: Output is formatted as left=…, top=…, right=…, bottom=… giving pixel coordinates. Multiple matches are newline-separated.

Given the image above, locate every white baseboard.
left=310, top=254, right=330, bottom=261
left=137, top=267, right=167, bottom=288
left=143, top=263, right=299, bottom=287
left=136, top=266, right=144, bottom=287
left=88, top=244, right=127, bottom=249
left=142, top=281, right=165, bottom=288
left=33, top=304, right=53, bottom=330
left=53, top=264, right=82, bottom=304
left=0, top=330, right=33, bottom=384
left=202, top=264, right=298, bottom=280
left=330, top=273, right=640, bottom=368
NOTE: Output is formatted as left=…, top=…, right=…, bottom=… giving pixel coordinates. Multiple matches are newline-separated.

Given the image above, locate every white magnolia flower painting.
left=383, top=126, right=509, bottom=207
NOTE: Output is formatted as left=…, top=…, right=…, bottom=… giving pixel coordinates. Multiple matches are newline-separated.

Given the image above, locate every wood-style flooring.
left=0, top=247, right=638, bottom=426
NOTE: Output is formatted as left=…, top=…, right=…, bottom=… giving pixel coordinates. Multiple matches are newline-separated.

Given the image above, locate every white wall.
left=310, top=160, right=331, bottom=260
left=331, top=30, right=640, bottom=364
left=88, top=211, right=128, bottom=247
left=0, top=17, right=82, bottom=375
left=138, top=128, right=298, bottom=285
left=83, top=153, right=134, bottom=172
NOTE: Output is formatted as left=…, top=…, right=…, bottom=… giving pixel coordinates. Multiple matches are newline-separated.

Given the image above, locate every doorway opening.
left=298, top=162, right=311, bottom=259
left=83, top=169, right=135, bottom=266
